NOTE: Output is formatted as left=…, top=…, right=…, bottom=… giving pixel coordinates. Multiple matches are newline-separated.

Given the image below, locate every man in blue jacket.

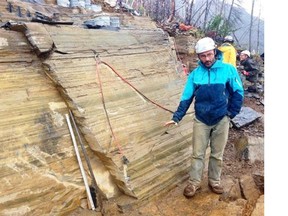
left=165, top=37, right=244, bottom=198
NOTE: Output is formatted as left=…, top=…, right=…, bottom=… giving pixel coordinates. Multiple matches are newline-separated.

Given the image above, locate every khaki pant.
left=189, top=116, right=230, bottom=186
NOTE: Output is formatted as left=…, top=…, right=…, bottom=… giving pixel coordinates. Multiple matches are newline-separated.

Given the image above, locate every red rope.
left=100, top=60, right=174, bottom=114
left=94, top=58, right=125, bottom=157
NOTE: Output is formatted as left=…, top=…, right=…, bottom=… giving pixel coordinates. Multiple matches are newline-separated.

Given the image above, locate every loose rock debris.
left=231, top=106, right=262, bottom=129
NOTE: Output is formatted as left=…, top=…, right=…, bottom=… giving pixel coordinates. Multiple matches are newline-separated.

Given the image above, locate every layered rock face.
left=0, top=1, right=195, bottom=215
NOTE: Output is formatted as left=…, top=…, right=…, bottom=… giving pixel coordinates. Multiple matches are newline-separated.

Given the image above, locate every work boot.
left=183, top=182, right=200, bottom=198
left=208, top=183, right=224, bottom=194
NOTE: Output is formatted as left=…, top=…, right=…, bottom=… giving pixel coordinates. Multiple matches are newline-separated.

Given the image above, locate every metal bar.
left=69, top=110, right=104, bottom=210
left=65, top=114, right=96, bottom=211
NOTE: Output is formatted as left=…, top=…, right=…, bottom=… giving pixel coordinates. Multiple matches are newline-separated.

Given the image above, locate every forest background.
left=122, top=0, right=264, bottom=54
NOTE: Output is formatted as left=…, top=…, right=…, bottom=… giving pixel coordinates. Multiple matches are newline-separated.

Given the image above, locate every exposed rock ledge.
left=0, top=8, right=195, bottom=215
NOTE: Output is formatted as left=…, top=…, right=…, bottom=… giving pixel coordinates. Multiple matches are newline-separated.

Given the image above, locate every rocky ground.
left=223, top=95, right=264, bottom=179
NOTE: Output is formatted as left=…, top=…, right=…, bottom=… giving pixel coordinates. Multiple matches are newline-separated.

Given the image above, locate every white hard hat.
left=195, top=37, right=216, bottom=54
left=224, top=35, right=233, bottom=42
left=241, top=50, right=250, bottom=57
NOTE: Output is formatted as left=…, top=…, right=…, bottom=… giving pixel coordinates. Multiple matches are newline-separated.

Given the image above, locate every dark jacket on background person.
left=240, top=57, right=259, bottom=83
left=172, top=50, right=244, bottom=125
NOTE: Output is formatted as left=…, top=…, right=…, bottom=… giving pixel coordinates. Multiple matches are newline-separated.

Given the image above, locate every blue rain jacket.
left=172, top=50, right=244, bottom=126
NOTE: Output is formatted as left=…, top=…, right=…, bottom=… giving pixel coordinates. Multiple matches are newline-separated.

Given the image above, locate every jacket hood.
left=218, top=45, right=232, bottom=52
left=215, top=49, right=223, bottom=61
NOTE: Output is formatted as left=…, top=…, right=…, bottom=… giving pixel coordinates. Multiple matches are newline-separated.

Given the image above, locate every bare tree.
left=226, top=0, right=235, bottom=24
left=167, top=0, right=175, bottom=23
left=256, top=2, right=261, bottom=53
left=215, top=0, right=225, bottom=35
left=203, top=0, right=210, bottom=30
left=249, top=0, right=255, bottom=51
left=219, top=0, right=225, bottom=16
left=185, top=0, right=190, bottom=24
left=185, top=0, right=195, bottom=25
left=155, top=0, right=160, bottom=21
left=193, top=2, right=208, bottom=27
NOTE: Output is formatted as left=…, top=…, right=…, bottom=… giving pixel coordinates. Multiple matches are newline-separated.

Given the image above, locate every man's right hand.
left=241, top=70, right=249, bottom=76
left=164, top=120, right=178, bottom=127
